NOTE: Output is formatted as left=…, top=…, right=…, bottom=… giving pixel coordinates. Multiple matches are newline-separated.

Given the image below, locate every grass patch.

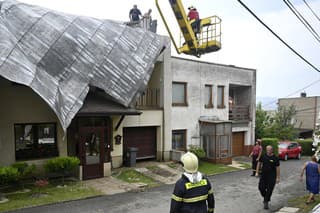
left=114, top=169, right=159, bottom=187
left=198, top=161, right=239, bottom=175
left=0, top=182, right=102, bottom=212
left=288, top=195, right=320, bottom=213
left=238, top=162, right=251, bottom=169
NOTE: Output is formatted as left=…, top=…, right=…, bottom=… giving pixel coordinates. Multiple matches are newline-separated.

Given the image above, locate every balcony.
left=229, top=105, right=250, bottom=121
left=135, top=88, right=161, bottom=109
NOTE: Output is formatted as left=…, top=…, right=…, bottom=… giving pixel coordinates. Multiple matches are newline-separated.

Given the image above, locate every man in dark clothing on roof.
left=170, top=152, right=215, bottom=213
left=129, top=4, right=142, bottom=22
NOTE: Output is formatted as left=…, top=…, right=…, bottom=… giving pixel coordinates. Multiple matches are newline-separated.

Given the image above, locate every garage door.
left=123, top=127, right=156, bottom=159
left=232, top=132, right=244, bottom=156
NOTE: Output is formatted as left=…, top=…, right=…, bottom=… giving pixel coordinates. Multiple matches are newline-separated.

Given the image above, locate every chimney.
left=300, top=92, right=307, bottom=97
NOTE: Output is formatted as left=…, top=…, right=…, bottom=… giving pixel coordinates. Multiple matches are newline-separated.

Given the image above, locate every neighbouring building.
left=167, top=57, right=256, bottom=164
left=278, top=93, right=320, bottom=138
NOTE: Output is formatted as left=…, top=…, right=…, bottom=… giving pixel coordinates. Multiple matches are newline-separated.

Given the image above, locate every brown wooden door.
left=79, top=127, right=109, bottom=180
left=232, top=132, right=244, bottom=156
left=123, top=127, right=156, bottom=159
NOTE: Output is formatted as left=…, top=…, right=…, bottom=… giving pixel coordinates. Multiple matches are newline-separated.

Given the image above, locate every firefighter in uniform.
left=256, top=145, right=280, bottom=210
left=170, top=152, right=215, bottom=213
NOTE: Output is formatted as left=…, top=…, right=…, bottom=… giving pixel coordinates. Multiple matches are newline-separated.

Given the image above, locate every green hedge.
left=295, top=139, right=313, bottom=156
left=11, top=162, right=36, bottom=179
left=0, top=166, right=19, bottom=185
left=261, top=138, right=279, bottom=156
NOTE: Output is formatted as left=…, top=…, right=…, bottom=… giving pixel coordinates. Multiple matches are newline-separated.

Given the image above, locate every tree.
left=255, top=102, right=269, bottom=139
left=264, top=105, right=298, bottom=140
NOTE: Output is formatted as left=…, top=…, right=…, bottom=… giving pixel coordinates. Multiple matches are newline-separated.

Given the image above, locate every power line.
left=283, top=0, right=320, bottom=43
left=262, top=77, right=320, bottom=108
left=303, top=0, right=320, bottom=23
left=237, top=0, right=320, bottom=73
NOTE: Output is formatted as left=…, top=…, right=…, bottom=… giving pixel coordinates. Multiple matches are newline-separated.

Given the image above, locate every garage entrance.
left=123, top=127, right=157, bottom=159
left=232, top=132, right=244, bottom=156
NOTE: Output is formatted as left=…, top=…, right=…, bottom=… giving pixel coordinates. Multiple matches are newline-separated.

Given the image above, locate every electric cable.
left=237, top=0, right=320, bottom=73
left=262, top=78, right=320, bottom=108
left=283, top=0, right=320, bottom=43
left=303, top=0, right=320, bottom=23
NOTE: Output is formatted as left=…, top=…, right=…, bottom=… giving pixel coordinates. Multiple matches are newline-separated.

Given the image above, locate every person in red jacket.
left=187, top=6, right=200, bottom=37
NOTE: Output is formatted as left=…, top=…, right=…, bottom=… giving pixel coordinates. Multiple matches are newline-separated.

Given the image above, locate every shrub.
left=261, top=138, right=279, bottom=156
left=11, top=162, right=36, bottom=179
left=296, top=139, right=313, bottom=156
left=44, top=156, right=80, bottom=184
left=0, top=166, right=19, bottom=185
left=188, top=145, right=206, bottom=159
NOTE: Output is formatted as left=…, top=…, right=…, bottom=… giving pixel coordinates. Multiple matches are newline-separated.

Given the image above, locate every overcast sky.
left=18, top=0, right=320, bottom=100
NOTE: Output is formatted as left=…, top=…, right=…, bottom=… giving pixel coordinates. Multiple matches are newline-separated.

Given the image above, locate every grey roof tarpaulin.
left=0, top=0, right=168, bottom=130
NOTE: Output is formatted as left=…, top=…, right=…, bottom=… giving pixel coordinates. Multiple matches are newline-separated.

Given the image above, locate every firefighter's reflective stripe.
left=182, top=194, right=208, bottom=203
left=185, top=179, right=207, bottom=190
left=208, top=207, right=214, bottom=212
left=172, top=194, right=183, bottom=202
left=172, top=194, right=209, bottom=203
left=208, top=189, right=213, bottom=194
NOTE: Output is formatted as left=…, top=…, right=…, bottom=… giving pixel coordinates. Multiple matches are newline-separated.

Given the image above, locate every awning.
left=78, top=91, right=141, bottom=116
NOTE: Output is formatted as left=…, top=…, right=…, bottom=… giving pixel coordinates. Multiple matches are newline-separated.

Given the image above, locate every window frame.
left=204, top=84, right=213, bottom=108
left=172, top=129, right=187, bottom=151
left=172, top=81, right=188, bottom=106
left=217, top=85, right=225, bottom=109
left=14, top=122, right=58, bottom=161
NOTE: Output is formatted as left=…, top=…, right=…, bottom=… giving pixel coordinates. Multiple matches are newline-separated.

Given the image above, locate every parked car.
left=278, top=141, right=302, bottom=161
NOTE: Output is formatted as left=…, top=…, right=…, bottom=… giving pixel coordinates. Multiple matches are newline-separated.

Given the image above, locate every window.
left=172, top=130, right=186, bottom=150
left=217, top=85, right=225, bottom=108
left=204, top=85, right=213, bottom=108
left=172, top=82, right=187, bottom=106
left=15, top=123, right=58, bottom=160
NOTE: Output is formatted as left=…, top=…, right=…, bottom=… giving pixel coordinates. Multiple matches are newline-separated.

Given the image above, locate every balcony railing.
left=229, top=105, right=250, bottom=121
left=135, top=88, right=161, bottom=109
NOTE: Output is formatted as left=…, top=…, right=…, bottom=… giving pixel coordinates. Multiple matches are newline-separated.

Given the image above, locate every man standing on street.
left=256, top=145, right=280, bottom=210
left=170, top=152, right=215, bottom=213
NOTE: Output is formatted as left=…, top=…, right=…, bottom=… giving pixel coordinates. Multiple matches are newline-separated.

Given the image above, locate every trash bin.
left=126, top=147, right=138, bottom=167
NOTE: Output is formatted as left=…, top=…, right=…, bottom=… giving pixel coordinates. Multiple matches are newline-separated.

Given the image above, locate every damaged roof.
left=0, top=0, right=168, bottom=130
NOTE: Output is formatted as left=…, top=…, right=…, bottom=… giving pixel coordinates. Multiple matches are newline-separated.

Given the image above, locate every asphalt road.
left=10, top=158, right=308, bottom=213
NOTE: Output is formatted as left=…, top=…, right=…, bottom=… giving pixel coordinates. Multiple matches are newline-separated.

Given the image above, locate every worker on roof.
left=170, top=152, right=215, bottom=213
left=129, top=4, right=142, bottom=22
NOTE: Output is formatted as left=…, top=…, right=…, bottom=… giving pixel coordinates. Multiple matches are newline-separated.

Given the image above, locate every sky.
left=17, top=0, right=320, bottom=103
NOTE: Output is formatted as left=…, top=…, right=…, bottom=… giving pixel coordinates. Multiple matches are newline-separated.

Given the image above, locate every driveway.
left=10, top=158, right=307, bottom=213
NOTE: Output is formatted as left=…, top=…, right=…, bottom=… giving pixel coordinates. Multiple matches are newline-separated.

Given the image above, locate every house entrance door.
left=79, top=126, right=110, bottom=180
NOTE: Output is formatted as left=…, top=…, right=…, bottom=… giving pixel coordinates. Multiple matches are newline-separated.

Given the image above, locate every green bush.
left=296, top=139, right=313, bottom=156
left=0, top=166, right=19, bottom=185
left=11, top=162, right=36, bottom=179
left=44, top=156, right=80, bottom=184
left=261, top=138, right=279, bottom=156
left=188, top=145, right=206, bottom=159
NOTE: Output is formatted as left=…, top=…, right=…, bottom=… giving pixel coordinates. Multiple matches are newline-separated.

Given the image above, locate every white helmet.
left=181, top=152, right=198, bottom=173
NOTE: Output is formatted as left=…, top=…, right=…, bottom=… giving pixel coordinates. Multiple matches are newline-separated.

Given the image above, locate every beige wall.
left=279, top=96, right=320, bottom=130
left=0, top=77, right=66, bottom=166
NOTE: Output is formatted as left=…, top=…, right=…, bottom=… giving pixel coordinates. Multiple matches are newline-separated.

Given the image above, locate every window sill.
left=205, top=104, right=214, bottom=109
left=172, top=103, right=188, bottom=107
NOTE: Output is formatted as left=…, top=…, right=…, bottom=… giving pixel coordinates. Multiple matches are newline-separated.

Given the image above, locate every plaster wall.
left=0, top=77, right=66, bottom=166
left=169, top=57, right=256, bottom=148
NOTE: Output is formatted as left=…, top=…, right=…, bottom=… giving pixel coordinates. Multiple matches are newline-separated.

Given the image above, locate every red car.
left=278, top=141, right=302, bottom=161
